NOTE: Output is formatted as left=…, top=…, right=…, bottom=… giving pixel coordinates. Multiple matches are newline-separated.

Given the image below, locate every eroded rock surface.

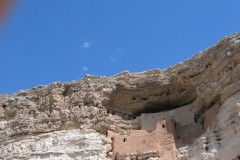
left=0, top=32, right=240, bottom=160
left=0, top=129, right=109, bottom=160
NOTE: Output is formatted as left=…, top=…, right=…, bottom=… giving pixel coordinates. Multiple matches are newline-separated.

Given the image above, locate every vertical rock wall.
left=0, top=33, right=240, bottom=159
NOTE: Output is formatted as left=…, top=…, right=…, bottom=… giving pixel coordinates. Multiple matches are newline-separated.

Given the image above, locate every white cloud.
left=82, top=66, right=89, bottom=71
left=81, top=42, right=91, bottom=48
left=109, top=56, right=117, bottom=62
left=109, top=48, right=124, bottom=62
left=116, top=48, right=124, bottom=53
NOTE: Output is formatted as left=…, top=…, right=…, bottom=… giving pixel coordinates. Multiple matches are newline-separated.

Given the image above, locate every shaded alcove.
left=106, top=80, right=197, bottom=116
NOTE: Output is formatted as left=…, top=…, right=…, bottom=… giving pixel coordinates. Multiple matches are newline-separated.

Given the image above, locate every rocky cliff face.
left=0, top=33, right=240, bottom=160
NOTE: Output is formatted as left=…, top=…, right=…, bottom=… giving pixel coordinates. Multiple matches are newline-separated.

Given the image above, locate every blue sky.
left=1, top=1, right=240, bottom=94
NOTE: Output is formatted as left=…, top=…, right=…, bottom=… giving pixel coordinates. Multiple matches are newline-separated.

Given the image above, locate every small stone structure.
left=108, top=119, right=178, bottom=159
left=107, top=104, right=208, bottom=159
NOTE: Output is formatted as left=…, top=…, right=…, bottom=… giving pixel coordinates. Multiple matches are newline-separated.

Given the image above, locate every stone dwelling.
left=107, top=103, right=219, bottom=160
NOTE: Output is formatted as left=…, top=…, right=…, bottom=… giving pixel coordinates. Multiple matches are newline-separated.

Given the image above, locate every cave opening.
left=106, top=81, right=197, bottom=119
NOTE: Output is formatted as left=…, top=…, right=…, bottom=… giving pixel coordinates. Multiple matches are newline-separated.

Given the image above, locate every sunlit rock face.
left=0, top=129, right=109, bottom=160
left=0, top=32, right=240, bottom=160
left=177, top=93, right=240, bottom=160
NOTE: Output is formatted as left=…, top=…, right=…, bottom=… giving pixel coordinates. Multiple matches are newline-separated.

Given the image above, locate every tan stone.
left=0, top=32, right=240, bottom=159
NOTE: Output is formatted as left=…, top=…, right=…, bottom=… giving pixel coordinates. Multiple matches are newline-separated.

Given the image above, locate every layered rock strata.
left=0, top=32, right=240, bottom=160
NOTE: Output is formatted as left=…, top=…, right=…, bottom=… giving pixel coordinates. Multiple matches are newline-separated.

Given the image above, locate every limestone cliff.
left=0, top=33, right=240, bottom=160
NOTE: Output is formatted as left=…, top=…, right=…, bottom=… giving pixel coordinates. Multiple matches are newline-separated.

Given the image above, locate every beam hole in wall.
left=162, top=125, right=165, bottom=128
left=2, top=104, right=6, bottom=108
left=123, top=138, right=127, bottom=142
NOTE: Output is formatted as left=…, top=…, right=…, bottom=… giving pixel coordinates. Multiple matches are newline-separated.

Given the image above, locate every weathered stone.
left=0, top=32, right=240, bottom=159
